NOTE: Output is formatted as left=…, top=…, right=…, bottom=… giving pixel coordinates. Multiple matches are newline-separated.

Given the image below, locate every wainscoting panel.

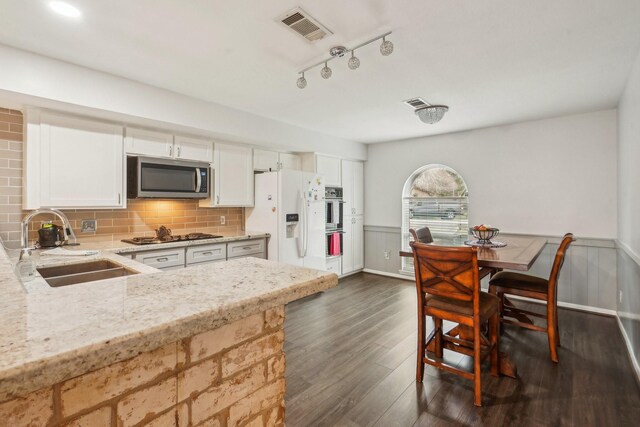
left=364, top=226, right=617, bottom=311
left=617, top=244, right=640, bottom=380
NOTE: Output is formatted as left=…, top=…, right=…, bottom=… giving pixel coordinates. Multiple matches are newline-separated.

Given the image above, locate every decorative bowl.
left=470, top=227, right=499, bottom=243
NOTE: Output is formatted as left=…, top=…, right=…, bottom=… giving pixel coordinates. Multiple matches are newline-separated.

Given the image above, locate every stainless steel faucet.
left=20, top=208, right=77, bottom=259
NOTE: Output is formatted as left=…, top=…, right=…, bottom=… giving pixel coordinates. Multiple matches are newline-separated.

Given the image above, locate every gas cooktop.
left=121, top=232, right=223, bottom=246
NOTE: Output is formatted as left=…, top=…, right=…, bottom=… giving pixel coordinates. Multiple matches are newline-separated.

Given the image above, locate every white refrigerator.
left=246, top=170, right=326, bottom=270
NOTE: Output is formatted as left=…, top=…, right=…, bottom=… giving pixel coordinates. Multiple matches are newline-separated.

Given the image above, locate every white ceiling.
left=1, top=0, right=639, bottom=144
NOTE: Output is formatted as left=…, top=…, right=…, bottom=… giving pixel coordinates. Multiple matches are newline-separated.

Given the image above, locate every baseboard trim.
left=616, top=314, right=640, bottom=388
left=508, top=295, right=616, bottom=317
left=362, top=268, right=413, bottom=281
left=340, top=270, right=363, bottom=279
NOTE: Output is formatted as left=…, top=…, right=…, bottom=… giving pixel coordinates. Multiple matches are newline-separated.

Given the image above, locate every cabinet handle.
left=157, top=257, right=169, bottom=262
left=169, top=146, right=173, bottom=157
left=177, top=146, right=181, bottom=157
left=202, top=251, right=213, bottom=256
left=118, top=193, right=121, bottom=205
left=216, top=195, right=220, bottom=204
left=242, top=246, right=253, bottom=250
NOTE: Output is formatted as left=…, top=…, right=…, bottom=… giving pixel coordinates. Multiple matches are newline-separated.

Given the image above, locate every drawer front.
left=227, top=239, right=266, bottom=259
left=229, top=253, right=266, bottom=260
left=136, top=249, right=185, bottom=269
left=326, top=257, right=342, bottom=275
left=186, top=243, right=227, bottom=265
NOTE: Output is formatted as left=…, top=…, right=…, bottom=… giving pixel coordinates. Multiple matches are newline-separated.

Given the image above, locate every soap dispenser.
left=15, top=248, right=36, bottom=282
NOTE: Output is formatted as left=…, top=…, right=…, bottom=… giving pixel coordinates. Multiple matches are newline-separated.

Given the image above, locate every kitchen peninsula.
left=0, top=239, right=338, bottom=427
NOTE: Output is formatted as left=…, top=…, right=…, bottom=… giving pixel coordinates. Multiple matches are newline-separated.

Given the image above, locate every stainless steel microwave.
left=127, top=156, right=209, bottom=199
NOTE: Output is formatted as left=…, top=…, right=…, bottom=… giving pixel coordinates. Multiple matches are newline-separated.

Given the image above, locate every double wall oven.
left=325, top=187, right=344, bottom=258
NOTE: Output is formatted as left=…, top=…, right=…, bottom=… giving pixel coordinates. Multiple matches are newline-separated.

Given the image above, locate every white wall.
left=0, top=44, right=367, bottom=160
left=617, top=43, right=640, bottom=379
left=618, top=48, right=640, bottom=257
left=365, top=110, right=617, bottom=239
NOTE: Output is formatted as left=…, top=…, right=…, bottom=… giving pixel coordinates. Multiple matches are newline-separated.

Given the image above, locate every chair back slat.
left=411, top=242, right=479, bottom=303
left=548, top=233, right=574, bottom=296
left=410, top=227, right=434, bottom=244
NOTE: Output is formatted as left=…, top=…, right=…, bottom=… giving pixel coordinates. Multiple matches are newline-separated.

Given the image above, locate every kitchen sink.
left=37, top=260, right=139, bottom=287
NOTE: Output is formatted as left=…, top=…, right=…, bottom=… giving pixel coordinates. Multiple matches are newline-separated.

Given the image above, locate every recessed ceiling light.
left=49, top=1, right=82, bottom=18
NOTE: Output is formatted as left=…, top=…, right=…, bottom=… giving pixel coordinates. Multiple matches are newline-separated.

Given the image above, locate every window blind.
left=400, top=196, right=469, bottom=274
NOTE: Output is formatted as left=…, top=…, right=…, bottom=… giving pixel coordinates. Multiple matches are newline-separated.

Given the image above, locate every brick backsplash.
left=0, top=107, right=243, bottom=249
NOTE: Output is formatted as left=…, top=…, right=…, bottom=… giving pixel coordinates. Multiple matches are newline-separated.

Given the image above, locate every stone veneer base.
left=0, top=307, right=286, bottom=427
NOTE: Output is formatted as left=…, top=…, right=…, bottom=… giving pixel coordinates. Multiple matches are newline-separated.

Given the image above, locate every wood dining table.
left=400, top=235, right=548, bottom=378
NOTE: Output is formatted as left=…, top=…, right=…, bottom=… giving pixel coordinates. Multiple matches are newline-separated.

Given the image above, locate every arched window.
left=401, top=164, right=469, bottom=273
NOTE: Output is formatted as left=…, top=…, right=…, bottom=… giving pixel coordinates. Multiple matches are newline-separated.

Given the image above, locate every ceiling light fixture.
left=296, top=72, right=307, bottom=89
left=415, top=104, right=449, bottom=124
left=296, top=31, right=393, bottom=88
left=49, top=1, right=82, bottom=18
left=320, top=62, right=332, bottom=79
left=380, top=36, right=394, bottom=56
left=348, top=51, right=360, bottom=70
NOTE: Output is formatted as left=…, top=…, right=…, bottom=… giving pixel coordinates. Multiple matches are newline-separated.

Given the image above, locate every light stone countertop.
left=0, top=233, right=338, bottom=402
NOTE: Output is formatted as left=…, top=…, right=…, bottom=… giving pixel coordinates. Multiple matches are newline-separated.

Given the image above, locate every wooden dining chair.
left=409, top=227, right=434, bottom=243
left=488, top=233, right=574, bottom=363
left=411, top=241, right=500, bottom=407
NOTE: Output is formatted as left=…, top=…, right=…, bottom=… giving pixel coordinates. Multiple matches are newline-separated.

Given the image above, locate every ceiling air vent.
left=278, top=8, right=332, bottom=42
left=404, top=98, right=428, bottom=109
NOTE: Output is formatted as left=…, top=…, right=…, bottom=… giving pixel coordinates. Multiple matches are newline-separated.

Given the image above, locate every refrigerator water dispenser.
left=285, top=213, right=299, bottom=238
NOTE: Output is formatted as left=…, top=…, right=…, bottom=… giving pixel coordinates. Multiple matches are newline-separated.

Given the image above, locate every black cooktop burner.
left=121, top=233, right=223, bottom=245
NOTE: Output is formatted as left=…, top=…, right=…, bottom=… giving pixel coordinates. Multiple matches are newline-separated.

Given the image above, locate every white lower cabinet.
left=326, top=257, right=342, bottom=275
left=342, top=215, right=364, bottom=275
left=186, top=243, right=226, bottom=265
left=227, top=239, right=266, bottom=259
left=128, top=238, right=267, bottom=270
left=135, top=248, right=186, bottom=270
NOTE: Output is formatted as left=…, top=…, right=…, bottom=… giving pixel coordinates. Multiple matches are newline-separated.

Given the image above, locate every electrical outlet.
left=619, top=290, right=623, bottom=303
left=80, top=219, right=97, bottom=233
left=384, top=250, right=390, bottom=260
left=220, top=216, right=226, bottom=225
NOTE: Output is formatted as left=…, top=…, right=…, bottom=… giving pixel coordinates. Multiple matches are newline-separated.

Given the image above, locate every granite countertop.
left=0, top=234, right=338, bottom=402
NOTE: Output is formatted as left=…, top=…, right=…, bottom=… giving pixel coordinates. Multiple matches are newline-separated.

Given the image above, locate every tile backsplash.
left=0, top=107, right=243, bottom=249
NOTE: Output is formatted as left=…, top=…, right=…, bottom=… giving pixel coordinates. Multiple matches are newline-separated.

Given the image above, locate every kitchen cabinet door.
left=316, top=155, right=341, bottom=186
left=38, top=112, right=125, bottom=208
left=174, top=135, right=213, bottom=162
left=342, top=215, right=364, bottom=275
left=124, top=127, right=173, bottom=158
left=342, top=217, right=354, bottom=275
left=353, top=215, right=364, bottom=270
left=207, top=143, right=253, bottom=207
left=253, top=149, right=279, bottom=171
left=279, top=152, right=301, bottom=170
left=341, top=160, right=364, bottom=216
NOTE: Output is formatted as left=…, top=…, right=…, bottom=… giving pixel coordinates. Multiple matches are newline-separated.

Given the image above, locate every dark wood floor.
left=284, top=272, right=640, bottom=427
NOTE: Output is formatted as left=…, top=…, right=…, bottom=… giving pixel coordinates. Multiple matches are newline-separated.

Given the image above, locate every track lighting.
left=380, top=36, right=394, bottom=56
left=320, top=62, right=332, bottom=79
left=296, top=31, right=393, bottom=88
left=296, top=72, right=307, bottom=89
left=348, top=51, right=360, bottom=70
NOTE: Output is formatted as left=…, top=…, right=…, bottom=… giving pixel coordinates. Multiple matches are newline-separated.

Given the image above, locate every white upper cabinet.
left=26, top=111, right=125, bottom=209
left=279, top=152, right=301, bottom=170
left=342, top=160, right=364, bottom=215
left=254, top=149, right=301, bottom=171
left=316, top=155, right=341, bottom=186
left=124, top=128, right=173, bottom=158
left=301, top=153, right=341, bottom=186
left=201, top=143, right=253, bottom=207
left=125, top=128, right=212, bottom=162
left=174, top=135, right=213, bottom=162
left=253, top=149, right=280, bottom=171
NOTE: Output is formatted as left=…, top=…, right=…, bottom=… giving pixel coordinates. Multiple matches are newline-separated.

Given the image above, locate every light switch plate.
left=81, top=219, right=97, bottom=233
